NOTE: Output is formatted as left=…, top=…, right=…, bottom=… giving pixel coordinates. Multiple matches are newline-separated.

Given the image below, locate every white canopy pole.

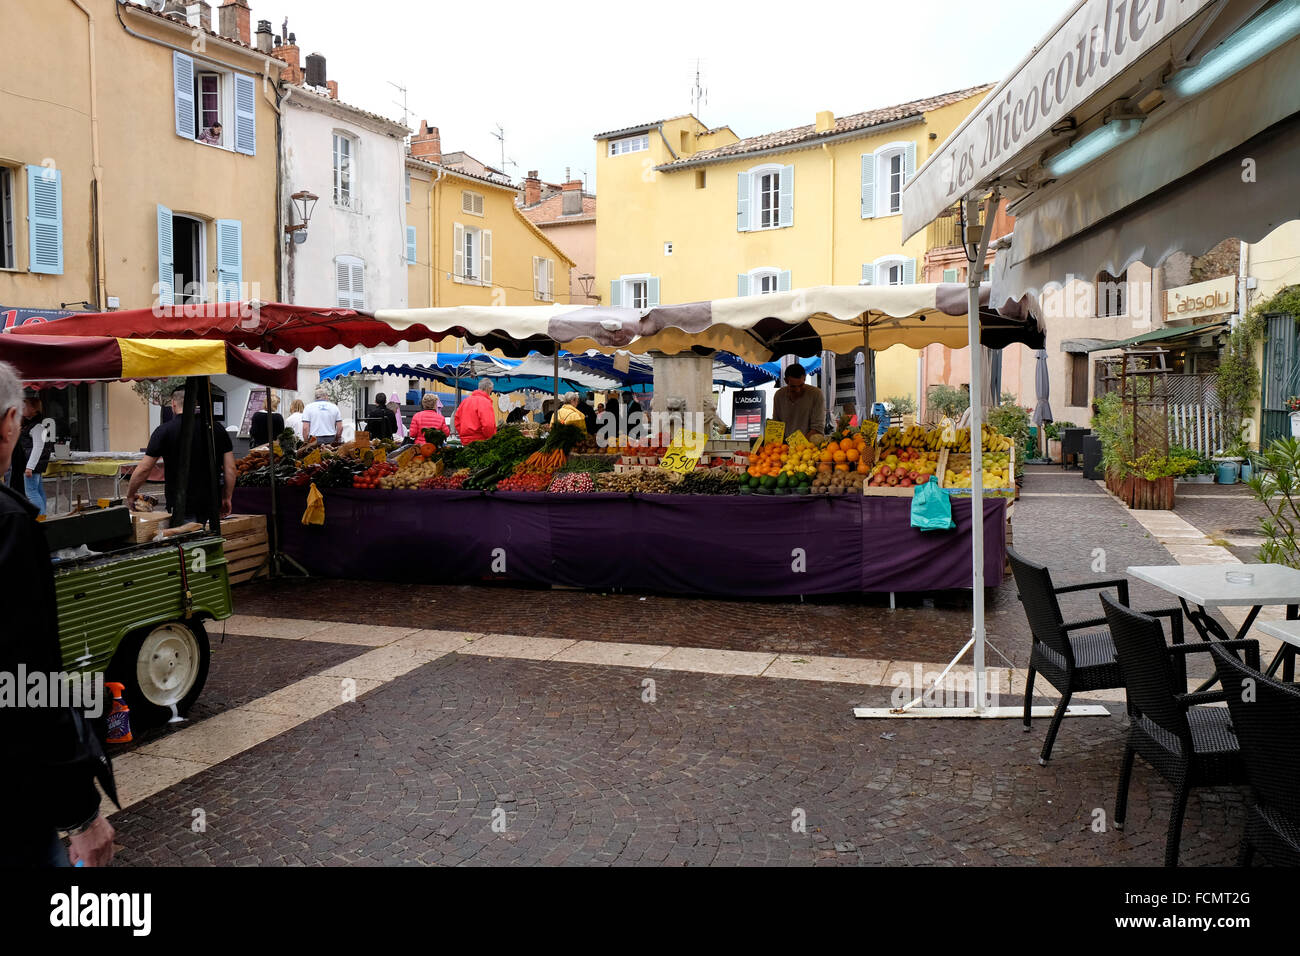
left=966, top=194, right=989, bottom=715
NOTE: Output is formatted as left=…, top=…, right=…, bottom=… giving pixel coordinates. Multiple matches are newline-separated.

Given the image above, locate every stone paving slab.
left=136, top=710, right=305, bottom=766
left=554, top=641, right=675, bottom=668
left=764, top=654, right=891, bottom=685
left=459, top=634, right=578, bottom=660
left=652, top=646, right=778, bottom=676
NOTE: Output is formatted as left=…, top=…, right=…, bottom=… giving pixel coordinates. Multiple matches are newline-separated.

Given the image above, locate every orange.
left=818, top=462, right=832, bottom=473
left=846, top=448, right=860, bottom=462
left=857, top=461, right=869, bottom=473
left=820, top=448, right=834, bottom=462
left=835, top=463, right=850, bottom=472
left=839, top=438, right=853, bottom=450
left=832, top=450, right=846, bottom=463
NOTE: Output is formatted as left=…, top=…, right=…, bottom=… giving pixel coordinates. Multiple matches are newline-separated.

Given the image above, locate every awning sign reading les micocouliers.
left=901, top=0, right=1217, bottom=240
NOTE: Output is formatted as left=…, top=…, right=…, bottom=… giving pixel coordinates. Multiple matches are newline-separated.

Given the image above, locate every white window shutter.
left=860, top=263, right=874, bottom=285
left=233, top=73, right=256, bottom=155
left=406, top=226, right=417, bottom=264
left=157, top=204, right=174, bottom=305
left=481, top=229, right=492, bottom=285
left=546, top=258, right=554, bottom=301
left=778, top=165, right=794, bottom=228
left=736, top=171, right=751, bottom=231
left=737, top=274, right=750, bottom=297
left=778, top=269, right=791, bottom=292
left=453, top=222, right=464, bottom=282
left=351, top=260, right=365, bottom=308
left=646, top=276, right=660, bottom=307
left=173, top=52, right=195, bottom=140
left=943, top=267, right=959, bottom=283
left=532, top=256, right=542, bottom=297
left=610, top=280, right=622, bottom=307
left=860, top=154, right=875, bottom=218
left=904, top=142, right=917, bottom=181
left=903, top=258, right=917, bottom=284
left=215, top=219, right=242, bottom=302
left=336, top=259, right=350, bottom=306
left=26, top=166, right=63, bottom=275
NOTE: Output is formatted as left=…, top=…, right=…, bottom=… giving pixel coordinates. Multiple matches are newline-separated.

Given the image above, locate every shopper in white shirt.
left=302, top=387, right=343, bottom=445
left=284, top=398, right=305, bottom=442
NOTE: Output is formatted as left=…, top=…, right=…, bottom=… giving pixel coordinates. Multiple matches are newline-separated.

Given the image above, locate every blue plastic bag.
left=910, top=476, right=955, bottom=531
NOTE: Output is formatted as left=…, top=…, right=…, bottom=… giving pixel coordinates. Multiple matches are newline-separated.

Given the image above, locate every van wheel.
left=108, top=620, right=210, bottom=727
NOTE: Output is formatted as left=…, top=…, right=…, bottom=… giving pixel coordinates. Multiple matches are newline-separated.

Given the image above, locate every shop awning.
left=0, top=335, right=298, bottom=387
left=317, top=351, right=494, bottom=382
left=1082, top=320, right=1228, bottom=352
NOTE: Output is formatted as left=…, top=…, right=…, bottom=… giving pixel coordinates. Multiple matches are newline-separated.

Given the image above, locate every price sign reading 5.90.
left=659, top=430, right=709, bottom=475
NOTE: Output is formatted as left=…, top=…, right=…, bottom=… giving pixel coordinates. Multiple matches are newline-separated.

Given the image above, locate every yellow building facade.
left=1, top=0, right=282, bottom=449
left=595, top=87, right=992, bottom=403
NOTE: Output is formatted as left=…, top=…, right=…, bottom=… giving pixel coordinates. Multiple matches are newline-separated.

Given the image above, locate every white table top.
left=1126, top=564, right=1300, bottom=607
left=1256, top=619, right=1300, bottom=647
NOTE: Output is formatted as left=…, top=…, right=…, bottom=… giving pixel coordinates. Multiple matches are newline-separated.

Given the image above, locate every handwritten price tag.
left=764, top=419, right=786, bottom=446
left=659, top=430, right=708, bottom=475
left=787, top=430, right=810, bottom=449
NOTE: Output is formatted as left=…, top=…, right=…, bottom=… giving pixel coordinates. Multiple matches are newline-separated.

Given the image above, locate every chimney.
left=561, top=179, right=584, bottom=216
left=271, top=36, right=302, bottom=86
left=523, top=171, right=541, bottom=207
left=161, top=0, right=188, bottom=19
left=326, top=80, right=339, bottom=100
left=410, top=121, right=441, bottom=164
left=305, top=52, right=327, bottom=88
left=189, top=1, right=213, bottom=32
left=815, top=110, right=835, bottom=133
left=218, top=0, right=251, bottom=46
left=255, top=18, right=273, bottom=53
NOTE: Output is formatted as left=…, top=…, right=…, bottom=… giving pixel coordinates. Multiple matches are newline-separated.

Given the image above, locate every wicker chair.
left=1102, top=595, right=1255, bottom=867
left=1210, top=643, right=1300, bottom=867
left=1009, top=549, right=1185, bottom=765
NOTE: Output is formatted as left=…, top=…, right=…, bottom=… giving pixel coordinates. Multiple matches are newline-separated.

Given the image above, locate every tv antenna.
left=490, top=124, right=510, bottom=175
left=388, top=80, right=410, bottom=137
left=690, top=59, right=708, bottom=122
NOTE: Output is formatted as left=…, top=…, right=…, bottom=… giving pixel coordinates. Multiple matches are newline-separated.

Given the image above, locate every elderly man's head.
left=478, top=378, right=494, bottom=394
left=0, top=362, right=24, bottom=466
left=314, top=385, right=329, bottom=401
left=563, top=392, right=579, bottom=406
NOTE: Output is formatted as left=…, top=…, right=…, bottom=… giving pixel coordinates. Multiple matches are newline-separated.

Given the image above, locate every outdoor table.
left=1127, top=563, right=1300, bottom=681
left=44, top=456, right=150, bottom=512
left=1252, top=619, right=1300, bottom=683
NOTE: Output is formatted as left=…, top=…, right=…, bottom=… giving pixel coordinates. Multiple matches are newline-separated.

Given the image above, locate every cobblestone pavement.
left=109, top=653, right=1243, bottom=866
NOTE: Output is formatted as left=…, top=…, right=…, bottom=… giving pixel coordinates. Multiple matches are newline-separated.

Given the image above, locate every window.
left=333, top=133, right=355, bottom=207
left=406, top=226, right=417, bottom=265
left=27, top=165, right=63, bottom=276
left=663, top=242, right=673, bottom=256
left=196, top=71, right=221, bottom=138
left=1096, top=270, right=1127, bottom=317
left=608, top=134, right=649, bottom=156
left=695, top=170, right=706, bottom=189
left=404, top=170, right=411, bottom=204
left=336, top=255, right=365, bottom=308
left=1069, top=353, right=1090, bottom=407
left=738, top=268, right=791, bottom=296
left=863, top=256, right=916, bottom=286
left=861, top=142, right=915, bottom=218
left=942, top=267, right=960, bottom=283
left=611, top=274, right=659, bottom=309
left=0, top=167, right=14, bottom=269
left=171, top=214, right=205, bottom=304
left=453, top=222, right=492, bottom=284
left=172, top=52, right=255, bottom=153
left=533, top=256, right=555, bottom=301
left=737, top=164, right=793, bottom=232
left=461, top=190, right=484, bottom=216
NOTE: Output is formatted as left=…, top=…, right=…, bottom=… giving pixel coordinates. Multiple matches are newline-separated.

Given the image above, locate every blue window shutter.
left=609, top=280, right=622, bottom=307
left=736, top=171, right=751, bottom=231
left=26, top=166, right=62, bottom=275
left=904, top=142, right=917, bottom=180
left=156, top=204, right=174, bottom=304
left=860, top=154, right=875, bottom=218
left=647, top=277, right=660, bottom=307
left=406, top=226, right=417, bottom=264
left=943, top=267, right=959, bottom=283
left=737, top=274, right=750, bottom=297
left=173, top=52, right=195, bottom=140
left=233, top=73, right=256, bottom=155
left=860, top=263, right=874, bottom=285
left=778, top=269, right=791, bottom=292
left=778, top=165, right=794, bottom=228
left=215, top=219, right=242, bottom=302
left=903, top=258, right=917, bottom=284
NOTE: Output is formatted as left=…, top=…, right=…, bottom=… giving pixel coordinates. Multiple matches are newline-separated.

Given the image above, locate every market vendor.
left=771, top=362, right=825, bottom=439
left=408, top=393, right=449, bottom=443
left=551, top=392, right=587, bottom=430
left=453, top=378, right=498, bottom=444
left=126, top=385, right=235, bottom=524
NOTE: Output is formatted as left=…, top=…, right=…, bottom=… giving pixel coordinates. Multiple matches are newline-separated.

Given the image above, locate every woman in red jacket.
left=454, top=379, right=498, bottom=444
left=407, top=393, right=450, bottom=443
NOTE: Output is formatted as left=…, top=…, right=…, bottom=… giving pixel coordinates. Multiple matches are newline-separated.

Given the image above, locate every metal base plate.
left=852, top=704, right=1112, bottom=719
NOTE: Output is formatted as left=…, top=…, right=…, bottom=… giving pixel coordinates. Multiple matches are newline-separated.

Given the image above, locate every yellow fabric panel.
left=119, top=339, right=227, bottom=379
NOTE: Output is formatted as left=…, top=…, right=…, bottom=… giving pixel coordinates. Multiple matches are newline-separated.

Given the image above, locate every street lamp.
left=284, top=190, right=319, bottom=245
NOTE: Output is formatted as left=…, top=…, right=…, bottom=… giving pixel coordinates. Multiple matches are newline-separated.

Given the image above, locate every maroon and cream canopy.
left=375, top=283, right=1041, bottom=362
left=0, top=335, right=298, bottom=387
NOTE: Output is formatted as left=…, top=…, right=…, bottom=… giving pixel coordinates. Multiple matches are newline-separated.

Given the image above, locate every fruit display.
left=938, top=424, right=1014, bottom=452
left=548, top=472, right=595, bottom=494
left=818, top=434, right=872, bottom=475
left=380, top=458, right=443, bottom=489
left=421, top=470, right=469, bottom=490
left=811, top=468, right=866, bottom=495
left=878, top=424, right=941, bottom=452
left=943, top=451, right=1013, bottom=490
left=496, top=472, right=553, bottom=492
left=352, top=461, right=397, bottom=489
left=867, top=447, right=941, bottom=489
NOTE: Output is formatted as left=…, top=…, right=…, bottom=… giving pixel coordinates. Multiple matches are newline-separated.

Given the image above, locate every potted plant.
left=1118, top=451, right=1186, bottom=509
left=1044, top=420, right=1075, bottom=463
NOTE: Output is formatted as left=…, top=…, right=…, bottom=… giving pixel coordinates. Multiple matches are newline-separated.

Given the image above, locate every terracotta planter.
left=1107, top=471, right=1176, bottom=509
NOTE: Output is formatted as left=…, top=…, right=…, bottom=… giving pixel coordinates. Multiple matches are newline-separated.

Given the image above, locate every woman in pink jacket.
left=407, top=393, right=449, bottom=443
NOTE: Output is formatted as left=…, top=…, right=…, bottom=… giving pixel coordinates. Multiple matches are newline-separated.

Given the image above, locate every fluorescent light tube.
left=1170, top=0, right=1300, bottom=97
left=1044, top=118, right=1145, bottom=177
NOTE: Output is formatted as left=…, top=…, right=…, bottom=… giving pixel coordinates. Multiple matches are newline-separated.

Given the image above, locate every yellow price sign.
left=764, top=419, right=786, bottom=446
left=787, top=430, right=810, bottom=449
left=396, top=447, right=416, bottom=469
left=659, top=430, right=708, bottom=475
left=302, top=449, right=322, bottom=466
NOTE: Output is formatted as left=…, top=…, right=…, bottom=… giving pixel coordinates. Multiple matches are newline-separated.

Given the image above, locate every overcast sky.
left=261, top=0, right=1071, bottom=192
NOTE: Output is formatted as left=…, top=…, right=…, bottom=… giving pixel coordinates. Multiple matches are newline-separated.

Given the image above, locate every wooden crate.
left=940, top=446, right=1015, bottom=492
left=222, top=513, right=269, bottom=585
left=861, top=447, right=943, bottom=496
left=131, top=511, right=172, bottom=543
